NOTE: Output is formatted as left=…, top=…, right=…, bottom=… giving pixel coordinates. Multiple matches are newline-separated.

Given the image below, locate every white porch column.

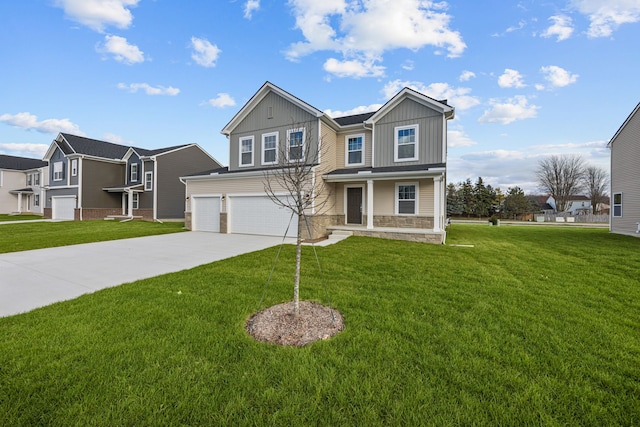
left=433, top=176, right=442, bottom=232
left=127, top=191, right=133, bottom=217
left=17, top=193, right=22, bottom=213
left=367, top=179, right=374, bottom=229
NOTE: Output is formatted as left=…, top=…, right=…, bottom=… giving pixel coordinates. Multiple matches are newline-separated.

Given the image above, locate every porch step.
left=329, top=230, right=353, bottom=237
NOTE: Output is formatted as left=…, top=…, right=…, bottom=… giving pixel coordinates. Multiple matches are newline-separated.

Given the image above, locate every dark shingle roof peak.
left=0, top=154, right=48, bottom=170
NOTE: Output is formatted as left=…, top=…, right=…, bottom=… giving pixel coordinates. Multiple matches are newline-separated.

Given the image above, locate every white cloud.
left=498, top=69, right=526, bottom=88
left=402, top=60, right=415, bottom=71
left=448, top=129, right=477, bottom=147
left=382, top=80, right=481, bottom=111
left=244, top=0, right=260, bottom=19
left=325, top=104, right=383, bottom=117
left=53, top=0, right=139, bottom=32
left=117, top=83, right=180, bottom=96
left=0, top=112, right=84, bottom=135
left=98, top=35, right=144, bottom=64
left=541, top=15, right=574, bottom=41
left=572, top=0, right=640, bottom=38
left=323, top=57, right=385, bottom=78
left=285, top=0, right=466, bottom=77
left=0, top=143, right=49, bottom=158
left=459, top=70, right=476, bottom=82
left=206, top=93, right=236, bottom=108
left=479, top=96, right=539, bottom=124
left=540, top=65, right=579, bottom=88
left=190, top=37, right=221, bottom=68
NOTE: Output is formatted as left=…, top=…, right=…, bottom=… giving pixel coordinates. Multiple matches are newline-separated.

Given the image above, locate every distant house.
left=43, top=133, right=221, bottom=221
left=0, top=155, right=48, bottom=215
left=182, top=81, right=454, bottom=243
left=545, top=195, right=592, bottom=215
left=608, top=102, right=640, bottom=237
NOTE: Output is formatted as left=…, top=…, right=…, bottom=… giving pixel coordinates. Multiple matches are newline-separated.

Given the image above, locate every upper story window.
left=396, top=183, right=418, bottom=215
left=71, top=159, right=78, bottom=176
left=240, top=136, right=254, bottom=167
left=346, top=134, right=364, bottom=166
left=53, top=161, right=64, bottom=181
left=262, top=132, right=278, bottom=165
left=287, top=128, right=305, bottom=162
left=394, top=124, right=419, bottom=162
left=27, top=174, right=32, bottom=186
left=613, top=192, right=622, bottom=217
left=130, top=163, right=138, bottom=182
left=34, top=194, right=40, bottom=207
left=145, top=171, right=153, bottom=191
left=34, top=172, right=39, bottom=185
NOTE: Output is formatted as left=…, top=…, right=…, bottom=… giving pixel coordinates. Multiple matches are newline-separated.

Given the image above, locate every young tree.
left=583, top=165, right=609, bottom=214
left=536, top=154, right=585, bottom=212
left=503, top=186, right=536, bottom=219
left=263, top=121, right=331, bottom=315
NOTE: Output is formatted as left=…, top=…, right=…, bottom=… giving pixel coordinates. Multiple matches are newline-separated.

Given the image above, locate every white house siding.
left=610, top=105, right=640, bottom=236
left=0, top=170, right=24, bottom=213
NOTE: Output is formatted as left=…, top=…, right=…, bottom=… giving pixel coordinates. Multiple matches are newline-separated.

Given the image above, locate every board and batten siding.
left=228, top=91, right=319, bottom=172
left=373, top=98, right=444, bottom=168
left=610, top=106, right=640, bottom=236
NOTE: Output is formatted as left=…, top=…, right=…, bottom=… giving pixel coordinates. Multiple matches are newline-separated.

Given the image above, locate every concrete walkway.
left=0, top=232, right=293, bottom=318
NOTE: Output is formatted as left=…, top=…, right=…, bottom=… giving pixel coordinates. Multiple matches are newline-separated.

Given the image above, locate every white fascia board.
left=608, top=102, right=640, bottom=147
left=364, top=88, right=454, bottom=124
left=323, top=168, right=446, bottom=182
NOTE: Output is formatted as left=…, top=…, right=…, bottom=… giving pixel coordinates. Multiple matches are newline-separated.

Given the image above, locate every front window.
left=27, top=174, right=32, bottom=186
left=130, top=163, right=138, bottom=182
left=613, top=192, right=622, bottom=217
left=346, top=134, right=364, bottom=166
left=132, top=193, right=139, bottom=210
left=145, top=171, right=153, bottom=191
left=53, top=161, right=64, bottom=181
left=287, top=128, right=305, bottom=162
left=262, top=132, right=278, bottom=165
left=397, top=183, right=417, bottom=215
left=394, top=125, right=419, bottom=162
left=34, top=194, right=40, bottom=207
left=34, top=172, right=39, bottom=185
left=71, top=159, right=78, bottom=176
left=240, top=136, right=254, bottom=167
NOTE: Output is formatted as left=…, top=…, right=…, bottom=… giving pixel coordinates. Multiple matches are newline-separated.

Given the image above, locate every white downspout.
left=78, top=156, right=83, bottom=220
left=152, top=157, right=158, bottom=221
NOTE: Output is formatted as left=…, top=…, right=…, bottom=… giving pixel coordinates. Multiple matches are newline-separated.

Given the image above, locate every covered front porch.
left=326, top=224, right=446, bottom=244
left=102, top=184, right=144, bottom=219
left=8, top=187, right=36, bottom=214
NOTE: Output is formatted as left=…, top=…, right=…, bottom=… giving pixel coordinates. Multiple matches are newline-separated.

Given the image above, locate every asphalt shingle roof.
left=60, top=133, right=130, bottom=159
left=0, top=155, right=47, bottom=170
left=333, top=112, right=376, bottom=126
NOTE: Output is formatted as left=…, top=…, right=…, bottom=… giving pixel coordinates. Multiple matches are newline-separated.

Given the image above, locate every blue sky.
left=1, top=0, right=639, bottom=193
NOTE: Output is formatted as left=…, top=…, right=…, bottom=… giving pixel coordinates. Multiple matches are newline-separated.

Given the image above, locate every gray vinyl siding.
left=228, top=91, right=318, bottom=172
left=49, top=148, right=68, bottom=187
left=610, top=107, right=640, bottom=236
left=373, top=98, right=444, bottom=167
left=45, top=187, right=77, bottom=208
left=156, top=146, right=221, bottom=219
left=81, top=159, right=125, bottom=209
left=127, top=154, right=142, bottom=186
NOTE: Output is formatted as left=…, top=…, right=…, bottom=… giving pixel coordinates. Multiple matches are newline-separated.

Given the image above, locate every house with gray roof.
left=181, top=81, right=454, bottom=243
left=43, top=133, right=221, bottom=221
left=0, top=155, right=48, bottom=215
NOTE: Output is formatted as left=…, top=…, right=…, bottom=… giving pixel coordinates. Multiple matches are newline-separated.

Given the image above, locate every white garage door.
left=52, top=196, right=76, bottom=220
left=229, top=195, right=298, bottom=237
left=192, top=196, right=220, bottom=232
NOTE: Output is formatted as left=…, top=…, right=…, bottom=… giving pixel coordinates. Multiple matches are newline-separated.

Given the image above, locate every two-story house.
left=0, top=155, right=48, bottom=215
left=43, top=133, right=222, bottom=221
left=608, top=102, right=640, bottom=236
left=181, top=82, right=454, bottom=243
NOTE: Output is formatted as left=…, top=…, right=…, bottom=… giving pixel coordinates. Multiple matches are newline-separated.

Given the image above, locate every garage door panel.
left=192, top=197, right=220, bottom=232
left=229, top=196, right=297, bottom=237
left=52, top=197, right=76, bottom=220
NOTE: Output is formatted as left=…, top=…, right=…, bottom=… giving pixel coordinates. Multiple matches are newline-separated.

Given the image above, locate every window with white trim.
left=287, top=128, right=305, bottom=162
left=262, top=132, right=278, bottom=165
left=53, top=161, right=64, bottom=181
left=240, top=136, right=254, bottom=167
left=346, top=134, right=364, bottom=166
left=613, top=192, right=622, bottom=217
left=27, top=173, right=32, bottom=186
left=145, top=171, right=153, bottom=191
left=34, top=172, right=39, bottom=185
left=34, top=194, right=40, bottom=207
left=396, top=183, right=418, bottom=215
left=394, top=124, right=419, bottom=162
left=132, top=193, right=139, bottom=210
left=71, top=159, right=78, bottom=176
left=130, top=163, right=138, bottom=182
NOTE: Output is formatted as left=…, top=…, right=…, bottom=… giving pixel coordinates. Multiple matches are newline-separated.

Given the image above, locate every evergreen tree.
left=446, top=182, right=464, bottom=216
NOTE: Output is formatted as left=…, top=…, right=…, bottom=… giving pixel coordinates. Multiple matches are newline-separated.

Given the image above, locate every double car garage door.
left=192, top=195, right=298, bottom=237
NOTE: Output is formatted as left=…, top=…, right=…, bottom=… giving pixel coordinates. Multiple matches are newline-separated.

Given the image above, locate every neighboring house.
left=608, top=102, right=640, bottom=237
left=528, top=195, right=555, bottom=214
left=544, top=195, right=592, bottom=215
left=0, top=155, right=48, bottom=215
left=181, top=81, right=454, bottom=243
left=43, top=133, right=221, bottom=221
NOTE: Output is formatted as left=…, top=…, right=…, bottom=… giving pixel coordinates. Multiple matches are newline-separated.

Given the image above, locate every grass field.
left=1, top=225, right=639, bottom=425
left=0, top=220, right=184, bottom=254
left=0, top=214, right=44, bottom=222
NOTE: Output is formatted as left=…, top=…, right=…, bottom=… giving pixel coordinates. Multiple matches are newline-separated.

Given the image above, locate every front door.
left=346, top=187, right=363, bottom=225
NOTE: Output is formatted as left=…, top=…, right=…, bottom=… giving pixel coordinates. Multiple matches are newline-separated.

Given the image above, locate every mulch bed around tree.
left=246, top=301, right=344, bottom=347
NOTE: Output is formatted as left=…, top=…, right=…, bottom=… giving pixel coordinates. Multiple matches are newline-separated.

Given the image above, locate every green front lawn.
left=0, top=220, right=184, bottom=253
left=0, top=214, right=44, bottom=222
left=1, top=225, right=639, bottom=425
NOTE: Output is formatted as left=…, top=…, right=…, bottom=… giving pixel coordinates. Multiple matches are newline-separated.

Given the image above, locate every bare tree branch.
left=536, top=154, right=585, bottom=212
left=583, top=165, right=609, bottom=214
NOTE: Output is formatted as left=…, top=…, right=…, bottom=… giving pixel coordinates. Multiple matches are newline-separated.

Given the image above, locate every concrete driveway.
left=0, top=232, right=291, bottom=318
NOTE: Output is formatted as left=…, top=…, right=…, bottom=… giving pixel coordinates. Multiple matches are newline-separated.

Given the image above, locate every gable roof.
left=365, top=87, right=454, bottom=124
left=221, top=81, right=328, bottom=136
left=60, top=133, right=131, bottom=159
left=333, top=112, right=376, bottom=126
left=0, top=154, right=48, bottom=171
left=608, top=102, right=640, bottom=147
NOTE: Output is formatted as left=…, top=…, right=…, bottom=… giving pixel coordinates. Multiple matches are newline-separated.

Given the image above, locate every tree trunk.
left=293, top=211, right=302, bottom=315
